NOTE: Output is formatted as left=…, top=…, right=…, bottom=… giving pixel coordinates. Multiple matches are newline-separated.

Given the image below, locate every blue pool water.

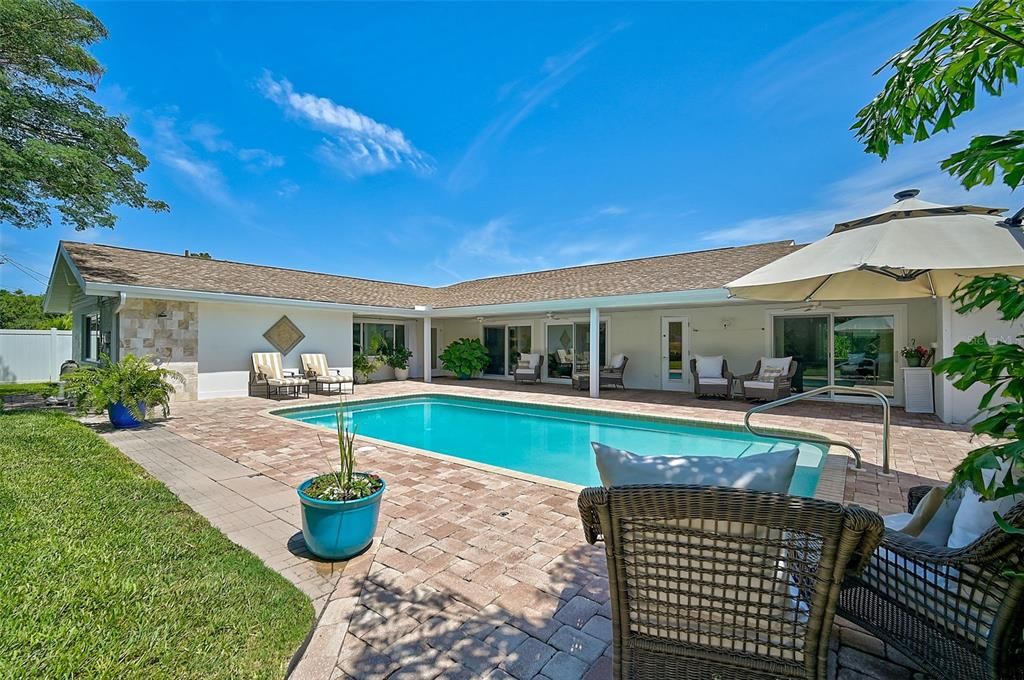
left=278, top=396, right=827, bottom=496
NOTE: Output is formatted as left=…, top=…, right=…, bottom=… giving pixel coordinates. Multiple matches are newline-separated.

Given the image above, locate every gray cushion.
left=917, top=489, right=964, bottom=546
left=592, top=442, right=799, bottom=494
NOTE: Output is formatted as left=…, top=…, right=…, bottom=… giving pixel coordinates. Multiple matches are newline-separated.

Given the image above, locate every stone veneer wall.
left=118, top=298, right=198, bottom=402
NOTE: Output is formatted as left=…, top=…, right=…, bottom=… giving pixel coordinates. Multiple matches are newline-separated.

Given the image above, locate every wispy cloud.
left=447, top=23, right=628, bottom=191
left=151, top=116, right=238, bottom=208
left=275, top=179, right=300, bottom=198
left=186, top=121, right=283, bottom=171
left=238, top=147, right=285, bottom=170
left=258, top=71, right=433, bottom=178
left=700, top=106, right=1022, bottom=246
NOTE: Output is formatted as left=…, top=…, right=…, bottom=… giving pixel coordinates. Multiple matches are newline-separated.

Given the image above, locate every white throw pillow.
left=948, top=488, right=1019, bottom=549
left=695, top=354, right=724, bottom=379
left=759, top=356, right=792, bottom=380
left=591, top=442, right=798, bottom=494
left=519, top=353, right=540, bottom=369
left=610, top=353, right=626, bottom=369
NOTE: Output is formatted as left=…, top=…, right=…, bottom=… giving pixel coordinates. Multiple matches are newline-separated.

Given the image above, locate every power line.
left=0, top=254, right=49, bottom=286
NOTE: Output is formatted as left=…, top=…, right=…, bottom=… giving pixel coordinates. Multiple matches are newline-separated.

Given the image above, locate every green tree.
left=0, top=289, right=71, bottom=329
left=0, top=0, right=168, bottom=230
left=854, top=0, right=1024, bottom=190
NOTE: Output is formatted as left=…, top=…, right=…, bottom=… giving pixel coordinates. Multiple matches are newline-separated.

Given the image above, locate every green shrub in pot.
left=63, top=354, right=184, bottom=426
left=439, top=338, right=490, bottom=379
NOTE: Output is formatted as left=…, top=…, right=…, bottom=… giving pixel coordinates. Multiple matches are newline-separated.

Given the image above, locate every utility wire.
left=0, top=254, right=49, bottom=286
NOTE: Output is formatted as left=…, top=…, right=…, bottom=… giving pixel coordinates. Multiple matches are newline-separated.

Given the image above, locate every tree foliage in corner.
left=854, top=0, right=1024, bottom=189
left=0, top=0, right=168, bottom=230
left=935, top=275, right=1024, bottom=500
left=0, top=289, right=70, bottom=329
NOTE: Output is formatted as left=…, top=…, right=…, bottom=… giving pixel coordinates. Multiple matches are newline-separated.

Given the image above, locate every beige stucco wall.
left=118, top=298, right=199, bottom=402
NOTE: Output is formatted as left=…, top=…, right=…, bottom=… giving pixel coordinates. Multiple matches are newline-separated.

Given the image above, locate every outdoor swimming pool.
left=277, top=395, right=828, bottom=496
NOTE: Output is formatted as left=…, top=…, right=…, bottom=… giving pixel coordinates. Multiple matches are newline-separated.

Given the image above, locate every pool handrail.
left=743, top=385, right=893, bottom=474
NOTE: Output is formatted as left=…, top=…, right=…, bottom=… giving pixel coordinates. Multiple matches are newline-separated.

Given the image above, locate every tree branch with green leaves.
left=934, top=274, right=1024, bottom=499
left=854, top=0, right=1024, bottom=189
left=0, top=0, right=168, bottom=230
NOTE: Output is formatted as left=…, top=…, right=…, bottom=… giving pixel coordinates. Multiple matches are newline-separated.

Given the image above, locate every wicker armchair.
left=512, top=354, right=544, bottom=384
left=579, top=485, right=883, bottom=679
left=690, top=357, right=734, bottom=398
left=839, top=486, right=1024, bottom=680
left=739, top=359, right=799, bottom=401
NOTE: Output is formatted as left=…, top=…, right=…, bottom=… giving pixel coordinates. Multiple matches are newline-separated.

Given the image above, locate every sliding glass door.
left=483, top=324, right=533, bottom=377
left=483, top=326, right=506, bottom=376
left=546, top=323, right=574, bottom=379
left=771, top=312, right=897, bottom=398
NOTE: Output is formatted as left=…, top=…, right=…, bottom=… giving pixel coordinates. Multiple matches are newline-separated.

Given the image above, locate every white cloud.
left=238, top=147, right=285, bottom=170
left=190, top=122, right=232, bottom=152
left=259, top=72, right=432, bottom=178
left=151, top=116, right=238, bottom=208
left=448, top=24, right=628, bottom=191
left=276, top=179, right=300, bottom=198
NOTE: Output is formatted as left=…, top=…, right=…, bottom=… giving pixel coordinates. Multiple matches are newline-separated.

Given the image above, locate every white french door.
left=661, top=316, right=690, bottom=391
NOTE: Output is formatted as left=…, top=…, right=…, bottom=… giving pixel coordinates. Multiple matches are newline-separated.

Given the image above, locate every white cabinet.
left=903, top=367, right=935, bottom=414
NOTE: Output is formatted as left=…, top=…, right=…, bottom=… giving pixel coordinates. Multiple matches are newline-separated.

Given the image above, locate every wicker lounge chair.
left=579, top=484, right=883, bottom=679
left=739, top=358, right=799, bottom=401
left=300, top=353, right=354, bottom=395
left=573, top=355, right=629, bottom=391
left=250, top=351, right=309, bottom=399
left=512, top=353, right=544, bottom=384
left=839, top=486, right=1024, bottom=680
left=690, top=356, right=734, bottom=398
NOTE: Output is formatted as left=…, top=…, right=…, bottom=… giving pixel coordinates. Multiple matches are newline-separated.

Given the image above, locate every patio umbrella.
left=726, top=189, right=1024, bottom=302
left=833, top=316, right=894, bottom=332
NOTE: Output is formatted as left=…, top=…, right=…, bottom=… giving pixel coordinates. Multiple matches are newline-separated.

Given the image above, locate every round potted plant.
left=386, top=345, right=414, bottom=381
left=439, top=337, right=490, bottom=379
left=352, top=352, right=380, bottom=384
left=298, top=401, right=385, bottom=560
left=63, top=354, right=185, bottom=429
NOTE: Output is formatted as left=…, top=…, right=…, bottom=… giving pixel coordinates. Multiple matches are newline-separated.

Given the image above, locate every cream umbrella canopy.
left=726, top=190, right=1024, bottom=302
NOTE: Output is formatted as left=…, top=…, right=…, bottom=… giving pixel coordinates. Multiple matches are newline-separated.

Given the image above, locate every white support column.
left=936, top=298, right=953, bottom=423
left=423, top=316, right=432, bottom=384
left=589, top=307, right=600, bottom=398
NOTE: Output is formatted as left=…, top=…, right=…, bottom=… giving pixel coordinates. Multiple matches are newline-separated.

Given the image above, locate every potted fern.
left=63, top=354, right=185, bottom=429
left=386, top=345, right=414, bottom=381
left=297, top=401, right=385, bottom=560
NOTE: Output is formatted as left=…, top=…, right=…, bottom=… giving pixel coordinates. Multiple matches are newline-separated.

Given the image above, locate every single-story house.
left=42, top=205, right=1020, bottom=425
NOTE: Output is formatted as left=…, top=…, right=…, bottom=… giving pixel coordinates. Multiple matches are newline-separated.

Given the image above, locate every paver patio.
left=101, top=379, right=975, bottom=679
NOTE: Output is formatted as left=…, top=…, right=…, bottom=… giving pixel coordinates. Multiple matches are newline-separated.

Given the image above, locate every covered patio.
left=99, top=378, right=973, bottom=679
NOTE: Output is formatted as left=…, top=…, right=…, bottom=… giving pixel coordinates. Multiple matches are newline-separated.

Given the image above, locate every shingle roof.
left=60, top=240, right=801, bottom=310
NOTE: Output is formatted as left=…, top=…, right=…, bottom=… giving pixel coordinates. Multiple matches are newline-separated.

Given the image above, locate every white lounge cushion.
left=314, top=374, right=352, bottom=383
left=759, top=356, right=792, bottom=380
left=744, top=380, right=776, bottom=390
left=514, top=368, right=537, bottom=376
left=948, top=487, right=1020, bottom=549
left=699, top=377, right=729, bottom=386
left=610, top=353, right=626, bottom=369
left=592, top=442, right=798, bottom=493
left=695, top=355, right=724, bottom=379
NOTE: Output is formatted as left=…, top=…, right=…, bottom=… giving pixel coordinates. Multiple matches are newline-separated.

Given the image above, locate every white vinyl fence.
left=0, top=329, right=73, bottom=383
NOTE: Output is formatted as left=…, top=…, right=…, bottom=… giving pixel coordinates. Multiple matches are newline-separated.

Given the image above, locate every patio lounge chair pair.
left=572, top=355, right=629, bottom=390
left=250, top=352, right=353, bottom=399
left=690, top=356, right=799, bottom=401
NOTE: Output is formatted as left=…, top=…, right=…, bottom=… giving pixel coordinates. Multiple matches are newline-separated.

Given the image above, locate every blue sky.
left=3, top=1, right=1022, bottom=294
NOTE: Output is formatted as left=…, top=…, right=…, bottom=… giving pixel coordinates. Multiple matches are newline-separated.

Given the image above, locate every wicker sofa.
left=839, top=486, right=1024, bottom=680
left=579, top=484, right=883, bottom=679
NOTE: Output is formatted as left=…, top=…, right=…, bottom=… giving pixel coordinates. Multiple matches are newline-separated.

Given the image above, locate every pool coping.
left=260, top=391, right=850, bottom=503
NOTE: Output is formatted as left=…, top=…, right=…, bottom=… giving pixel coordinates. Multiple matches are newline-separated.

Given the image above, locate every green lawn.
left=0, top=381, right=57, bottom=398
left=0, top=410, right=314, bottom=679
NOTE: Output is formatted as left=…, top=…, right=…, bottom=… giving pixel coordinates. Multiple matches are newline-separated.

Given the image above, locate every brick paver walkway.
left=102, top=379, right=975, bottom=679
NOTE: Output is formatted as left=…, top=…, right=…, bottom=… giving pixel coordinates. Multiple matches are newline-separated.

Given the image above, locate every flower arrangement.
left=900, top=343, right=931, bottom=367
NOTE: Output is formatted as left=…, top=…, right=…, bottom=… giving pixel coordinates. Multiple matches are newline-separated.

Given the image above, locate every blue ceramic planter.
left=108, top=401, right=145, bottom=429
left=297, top=476, right=385, bottom=560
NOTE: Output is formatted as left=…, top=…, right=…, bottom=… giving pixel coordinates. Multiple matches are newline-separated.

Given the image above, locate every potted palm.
left=298, top=401, right=385, bottom=560
left=439, top=338, right=490, bottom=379
left=63, top=354, right=185, bottom=429
left=386, top=345, right=414, bottom=381
left=352, top=353, right=380, bottom=384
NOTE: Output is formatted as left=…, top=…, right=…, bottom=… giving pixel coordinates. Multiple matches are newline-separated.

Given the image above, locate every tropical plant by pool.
left=439, top=337, right=490, bottom=379
left=298, top=400, right=385, bottom=560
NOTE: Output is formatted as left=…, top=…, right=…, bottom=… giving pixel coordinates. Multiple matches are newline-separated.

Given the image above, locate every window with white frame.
left=82, top=312, right=101, bottom=361
left=353, top=321, right=406, bottom=354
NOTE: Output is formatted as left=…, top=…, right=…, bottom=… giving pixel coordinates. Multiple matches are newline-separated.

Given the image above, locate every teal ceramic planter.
left=297, top=476, right=385, bottom=560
